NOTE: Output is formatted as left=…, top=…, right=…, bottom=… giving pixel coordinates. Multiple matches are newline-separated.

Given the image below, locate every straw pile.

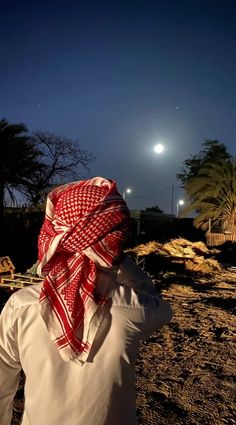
left=126, top=238, right=222, bottom=274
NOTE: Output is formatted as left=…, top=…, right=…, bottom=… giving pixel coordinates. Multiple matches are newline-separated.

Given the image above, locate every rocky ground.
left=1, top=238, right=235, bottom=425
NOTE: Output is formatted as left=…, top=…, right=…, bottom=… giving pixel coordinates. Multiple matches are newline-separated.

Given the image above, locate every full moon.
left=153, top=143, right=164, bottom=154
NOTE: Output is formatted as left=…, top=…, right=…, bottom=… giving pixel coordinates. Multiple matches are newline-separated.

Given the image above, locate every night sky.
left=1, top=0, right=236, bottom=213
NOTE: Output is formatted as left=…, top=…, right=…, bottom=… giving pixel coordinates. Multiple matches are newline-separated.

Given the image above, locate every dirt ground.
left=135, top=269, right=236, bottom=425
left=5, top=269, right=236, bottom=425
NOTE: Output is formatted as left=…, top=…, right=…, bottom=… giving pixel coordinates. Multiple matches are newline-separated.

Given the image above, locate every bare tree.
left=19, top=131, right=94, bottom=208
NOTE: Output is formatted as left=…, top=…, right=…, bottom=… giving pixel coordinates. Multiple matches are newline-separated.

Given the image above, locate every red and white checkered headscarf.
left=37, top=177, right=130, bottom=363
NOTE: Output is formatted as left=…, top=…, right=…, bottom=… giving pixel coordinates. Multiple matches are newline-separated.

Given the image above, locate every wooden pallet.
left=0, top=273, right=43, bottom=288
left=0, top=274, right=43, bottom=290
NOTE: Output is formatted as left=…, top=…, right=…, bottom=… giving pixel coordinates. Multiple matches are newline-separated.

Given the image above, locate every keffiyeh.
left=37, top=177, right=130, bottom=363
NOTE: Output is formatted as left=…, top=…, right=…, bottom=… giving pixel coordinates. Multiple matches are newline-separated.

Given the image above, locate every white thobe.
left=0, top=258, right=172, bottom=425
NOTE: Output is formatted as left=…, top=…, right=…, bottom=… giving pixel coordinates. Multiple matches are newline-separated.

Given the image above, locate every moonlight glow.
left=153, top=144, right=164, bottom=154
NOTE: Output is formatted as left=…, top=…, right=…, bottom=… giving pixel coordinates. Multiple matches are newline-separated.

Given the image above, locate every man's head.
left=38, top=177, right=130, bottom=274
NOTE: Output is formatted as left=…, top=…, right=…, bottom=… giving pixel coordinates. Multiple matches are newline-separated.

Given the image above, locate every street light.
left=123, top=188, right=132, bottom=199
left=176, top=199, right=184, bottom=217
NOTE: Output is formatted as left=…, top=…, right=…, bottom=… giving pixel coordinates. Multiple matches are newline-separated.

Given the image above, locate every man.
left=0, top=177, right=172, bottom=425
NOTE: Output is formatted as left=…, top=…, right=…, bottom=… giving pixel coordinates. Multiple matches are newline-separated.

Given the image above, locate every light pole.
left=176, top=199, right=184, bottom=217
left=123, top=188, right=132, bottom=199
left=153, top=143, right=176, bottom=214
left=153, top=143, right=175, bottom=214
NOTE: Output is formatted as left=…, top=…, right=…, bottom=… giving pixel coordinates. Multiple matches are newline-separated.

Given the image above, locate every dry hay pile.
left=126, top=238, right=222, bottom=274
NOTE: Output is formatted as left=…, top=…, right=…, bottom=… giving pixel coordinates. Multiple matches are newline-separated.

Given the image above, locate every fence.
left=206, top=232, right=236, bottom=246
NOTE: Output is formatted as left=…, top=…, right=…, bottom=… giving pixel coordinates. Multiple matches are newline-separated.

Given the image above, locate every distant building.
left=129, top=210, right=204, bottom=244
left=130, top=209, right=174, bottom=235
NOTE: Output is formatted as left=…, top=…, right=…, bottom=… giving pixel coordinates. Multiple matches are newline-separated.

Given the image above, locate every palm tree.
left=0, top=118, right=40, bottom=220
left=183, top=159, right=236, bottom=234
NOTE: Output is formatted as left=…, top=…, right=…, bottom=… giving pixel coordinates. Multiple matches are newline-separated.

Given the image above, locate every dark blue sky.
left=1, top=0, right=236, bottom=213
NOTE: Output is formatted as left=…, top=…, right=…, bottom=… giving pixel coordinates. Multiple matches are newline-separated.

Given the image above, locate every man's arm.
left=114, top=255, right=173, bottom=336
left=0, top=295, right=21, bottom=425
left=116, top=254, right=158, bottom=295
